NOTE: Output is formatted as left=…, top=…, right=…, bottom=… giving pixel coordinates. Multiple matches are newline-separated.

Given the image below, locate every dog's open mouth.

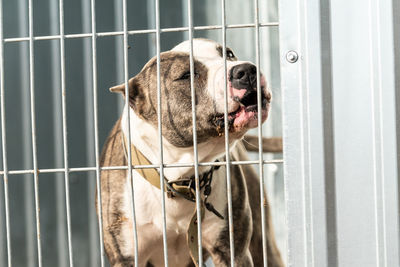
left=212, top=89, right=270, bottom=133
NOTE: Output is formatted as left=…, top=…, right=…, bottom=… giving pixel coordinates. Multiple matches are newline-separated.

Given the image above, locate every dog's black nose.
left=230, top=63, right=257, bottom=89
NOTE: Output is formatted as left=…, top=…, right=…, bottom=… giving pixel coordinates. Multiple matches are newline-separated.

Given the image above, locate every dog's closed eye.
left=179, top=71, right=191, bottom=80
left=176, top=71, right=198, bottom=81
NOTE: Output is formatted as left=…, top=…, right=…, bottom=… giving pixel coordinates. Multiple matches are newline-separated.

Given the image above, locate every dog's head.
left=111, top=39, right=271, bottom=147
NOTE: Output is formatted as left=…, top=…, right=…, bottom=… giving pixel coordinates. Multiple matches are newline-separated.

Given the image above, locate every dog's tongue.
left=232, top=106, right=256, bottom=128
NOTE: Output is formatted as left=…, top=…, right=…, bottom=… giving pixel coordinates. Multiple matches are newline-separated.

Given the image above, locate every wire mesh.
left=0, top=0, right=282, bottom=266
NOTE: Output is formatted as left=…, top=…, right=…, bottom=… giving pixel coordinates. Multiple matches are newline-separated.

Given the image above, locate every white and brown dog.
left=98, top=39, right=283, bottom=267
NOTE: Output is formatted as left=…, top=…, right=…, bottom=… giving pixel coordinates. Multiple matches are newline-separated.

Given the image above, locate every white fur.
left=172, top=39, right=262, bottom=114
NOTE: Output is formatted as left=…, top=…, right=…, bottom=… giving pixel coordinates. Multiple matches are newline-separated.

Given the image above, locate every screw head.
left=286, top=51, right=299, bottom=63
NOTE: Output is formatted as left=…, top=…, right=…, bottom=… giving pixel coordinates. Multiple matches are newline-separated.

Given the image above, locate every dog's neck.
left=121, top=106, right=237, bottom=181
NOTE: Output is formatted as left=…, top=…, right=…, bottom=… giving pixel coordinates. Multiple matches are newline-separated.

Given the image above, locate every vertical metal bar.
left=80, top=1, right=98, bottom=265
left=187, top=0, right=203, bottom=265
left=49, top=0, right=68, bottom=265
left=55, top=166, right=67, bottom=267
left=146, top=1, right=156, bottom=56
left=0, top=177, right=3, bottom=265
left=58, top=1, right=74, bottom=266
left=113, top=1, right=125, bottom=111
left=0, top=0, right=12, bottom=265
left=154, top=0, right=169, bottom=266
left=220, top=0, right=235, bottom=265
left=28, top=0, right=43, bottom=265
left=313, top=0, right=338, bottom=266
left=394, top=0, right=400, bottom=262
left=181, top=0, right=188, bottom=40
left=18, top=0, right=36, bottom=265
left=122, top=0, right=139, bottom=265
left=0, top=175, right=4, bottom=266
left=368, top=0, right=387, bottom=265
left=254, top=0, right=268, bottom=266
left=374, top=1, right=399, bottom=265
left=319, top=1, right=337, bottom=266
left=298, top=1, right=315, bottom=266
left=90, top=0, right=106, bottom=266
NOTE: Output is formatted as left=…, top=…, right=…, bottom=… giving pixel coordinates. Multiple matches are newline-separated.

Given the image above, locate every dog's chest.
left=123, top=169, right=196, bottom=224
left=118, top=168, right=227, bottom=263
left=118, top=170, right=196, bottom=259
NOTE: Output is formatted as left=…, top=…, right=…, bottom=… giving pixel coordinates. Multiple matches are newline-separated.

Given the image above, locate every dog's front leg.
left=204, top=203, right=254, bottom=266
left=205, top=214, right=254, bottom=267
left=210, top=247, right=253, bottom=267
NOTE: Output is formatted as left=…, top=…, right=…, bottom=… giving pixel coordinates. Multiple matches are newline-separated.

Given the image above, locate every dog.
left=97, top=38, right=284, bottom=267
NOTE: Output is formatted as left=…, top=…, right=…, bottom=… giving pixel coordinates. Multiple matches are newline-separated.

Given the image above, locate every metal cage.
left=1, top=0, right=399, bottom=266
left=0, top=0, right=283, bottom=266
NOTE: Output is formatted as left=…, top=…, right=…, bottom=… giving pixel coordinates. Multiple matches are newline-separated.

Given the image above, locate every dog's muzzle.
left=230, top=63, right=257, bottom=90
left=212, top=63, right=270, bottom=134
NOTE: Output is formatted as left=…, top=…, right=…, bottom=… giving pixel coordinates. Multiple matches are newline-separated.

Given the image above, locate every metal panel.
left=279, top=0, right=329, bottom=265
left=394, top=0, right=400, bottom=263
left=330, top=0, right=399, bottom=265
left=280, top=0, right=400, bottom=266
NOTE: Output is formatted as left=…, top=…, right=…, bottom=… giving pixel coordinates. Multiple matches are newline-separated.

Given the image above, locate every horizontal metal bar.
left=0, top=159, right=284, bottom=175
left=158, top=22, right=279, bottom=32
left=3, top=22, right=279, bottom=43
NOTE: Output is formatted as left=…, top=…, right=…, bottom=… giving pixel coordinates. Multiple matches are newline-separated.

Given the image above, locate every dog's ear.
left=109, top=78, right=139, bottom=99
left=110, top=77, right=145, bottom=112
left=109, top=83, right=125, bottom=94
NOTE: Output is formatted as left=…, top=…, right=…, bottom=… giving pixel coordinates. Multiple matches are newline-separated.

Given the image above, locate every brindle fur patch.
left=96, top=118, right=135, bottom=266
left=126, top=51, right=220, bottom=147
left=234, top=142, right=284, bottom=267
left=211, top=157, right=252, bottom=266
left=210, top=142, right=283, bottom=267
